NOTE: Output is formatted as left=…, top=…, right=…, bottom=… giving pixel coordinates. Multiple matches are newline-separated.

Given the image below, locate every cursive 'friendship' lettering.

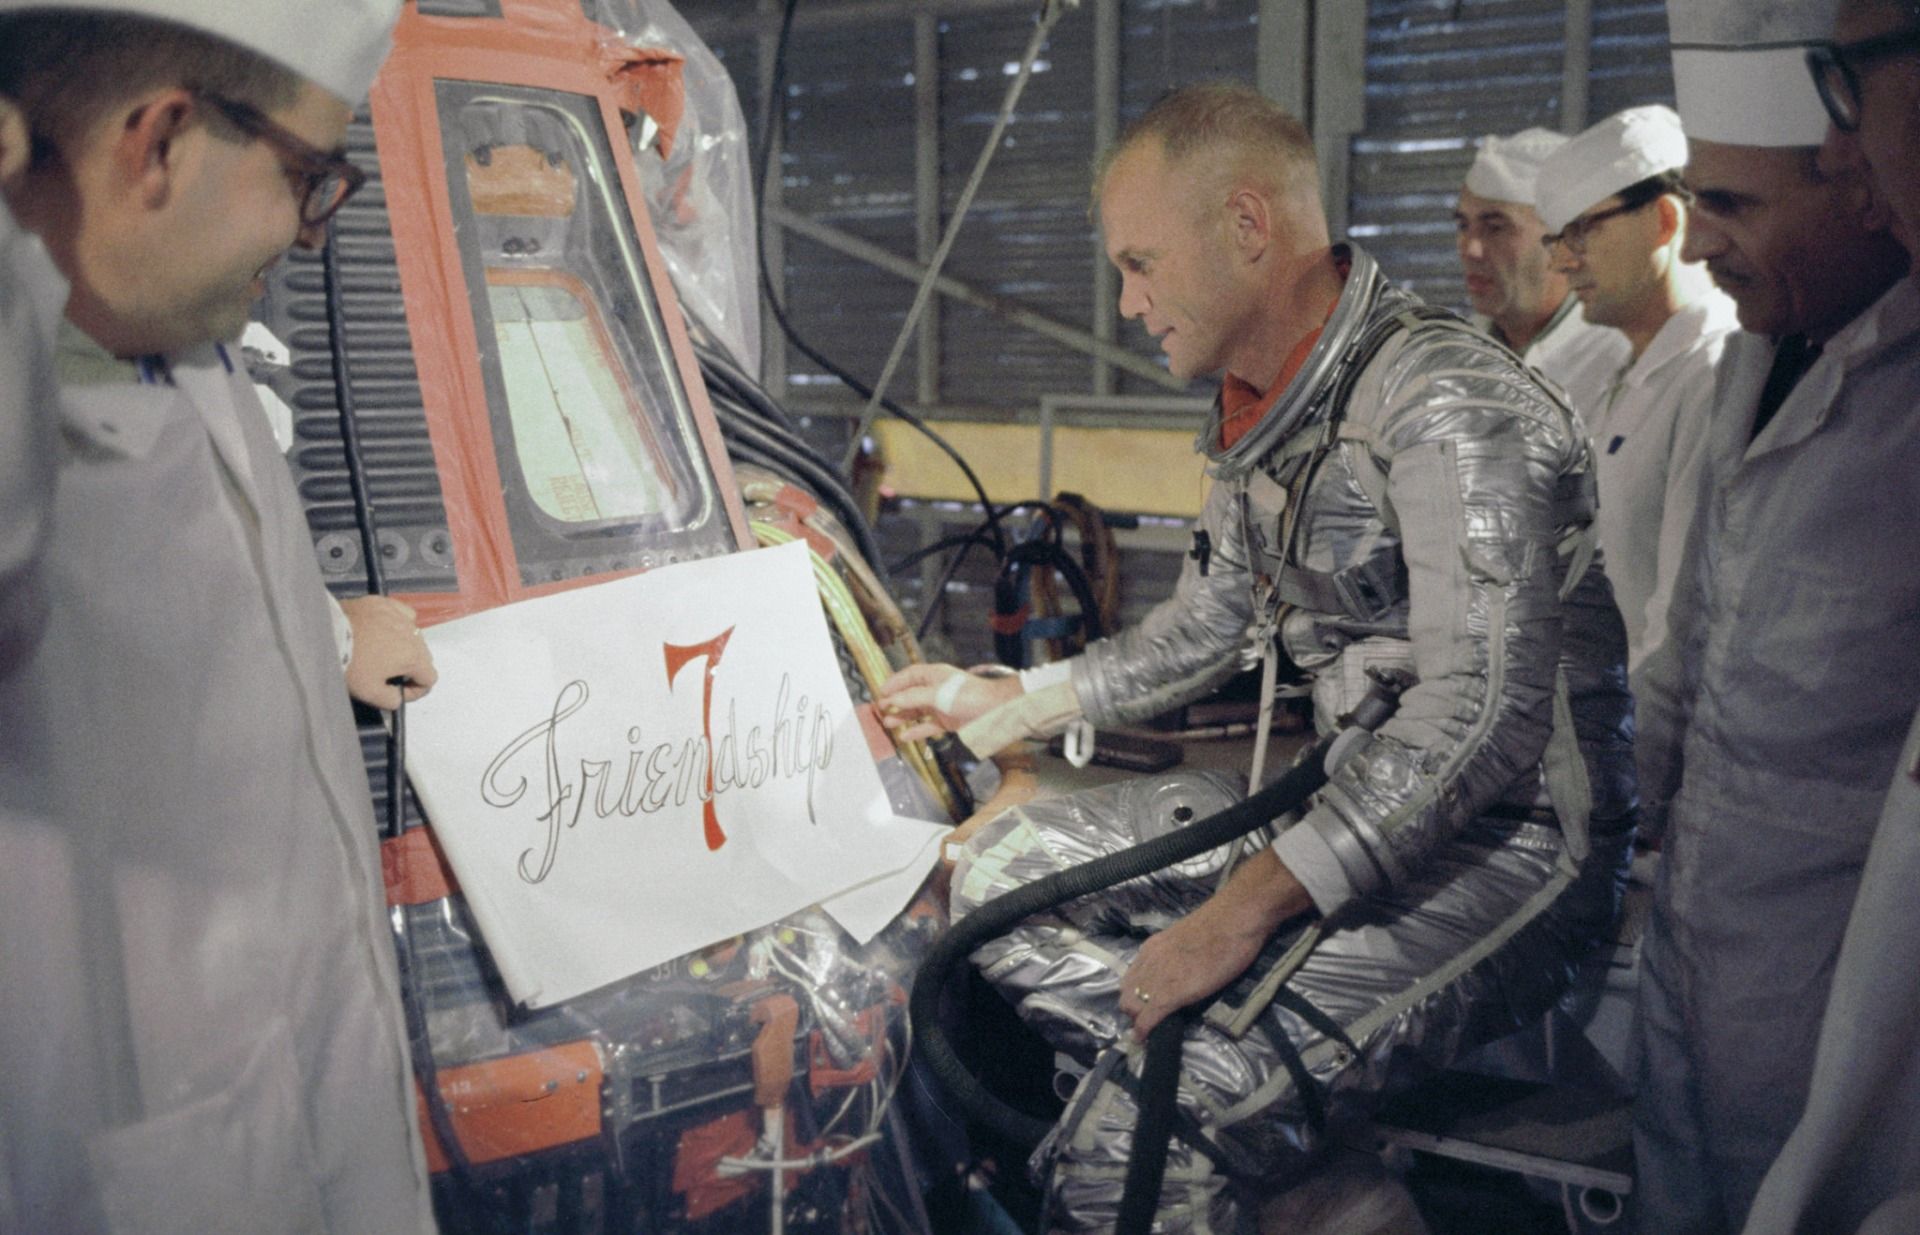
left=478, top=668, right=837, bottom=885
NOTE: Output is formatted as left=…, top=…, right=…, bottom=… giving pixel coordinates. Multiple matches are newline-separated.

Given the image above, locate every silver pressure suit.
left=951, top=245, right=1636, bottom=1234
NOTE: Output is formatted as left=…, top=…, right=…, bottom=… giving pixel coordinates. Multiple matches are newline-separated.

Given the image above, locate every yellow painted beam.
left=874, top=421, right=1211, bottom=518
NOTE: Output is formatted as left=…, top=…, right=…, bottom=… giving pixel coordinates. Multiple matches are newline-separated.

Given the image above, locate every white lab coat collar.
left=55, top=334, right=273, bottom=567
left=171, top=343, right=262, bottom=507
left=55, top=322, right=163, bottom=460
left=1734, top=278, right=1920, bottom=458
left=1471, top=292, right=1581, bottom=356
left=1618, top=289, right=1740, bottom=393
left=56, top=331, right=259, bottom=495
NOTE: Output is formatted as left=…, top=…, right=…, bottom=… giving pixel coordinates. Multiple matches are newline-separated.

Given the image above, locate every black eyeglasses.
left=1807, top=26, right=1920, bottom=134
left=1541, top=197, right=1652, bottom=255
left=193, top=89, right=367, bottom=227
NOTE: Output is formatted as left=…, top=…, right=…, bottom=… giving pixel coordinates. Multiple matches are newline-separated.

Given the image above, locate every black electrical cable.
left=1014, top=531, right=1105, bottom=637
left=726, top=440, right=810, bottom=493
left=989, top=555, right=1035, bottom=668
left=1037, top=538, right=1104, bottom=642
left=322, top=221, right=499, bottom=1232
left=705, top=378, right=853, bottom=497
left=703, top=379, right=855, bottom=496
left=989, top=511, right=1105, bottom=666
left=753, top=0, right=1005, bottom=558
left=893, top=499, right=1058, bottom=577
left=910, top=731, right=1345, bottom=1150
left=915, top=532, right=988, bottom=643
left=888, top=528, right=998, bottom=576
left=902, top=498, right=1067, bottom=637
left=324, top=221, right=384, bottom=596
left=723, top=430, right=884, bottom=571
left=701, top=355, right=786, bottom=429
left=695, top=340, right=805, bottom=436
left=708, top=392, right=889, bottom=569
left=708, top=388, right=823, bottom=476
left=693, top=325, right=898, bottom=576
left=705, top=365, right=805, bottom=444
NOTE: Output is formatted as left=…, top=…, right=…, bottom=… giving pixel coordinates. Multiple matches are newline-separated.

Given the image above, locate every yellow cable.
left=751, top=523, right=957, bottom=817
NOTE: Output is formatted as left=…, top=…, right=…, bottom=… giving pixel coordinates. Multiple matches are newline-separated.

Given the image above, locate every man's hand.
left=341, top=595, right=438, bottom=708
left=1118, top=848, right=1314, bottom=1039
left=877, top=663, right=1023, bottom=742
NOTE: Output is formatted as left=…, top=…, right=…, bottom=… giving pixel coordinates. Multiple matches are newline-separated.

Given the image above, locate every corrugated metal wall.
left=938, top=9, right=1100, bottom=407
left=687, top=0, right=1676, bottom=407
left=1115, top=0, right=1259, bottom=399
left=1590, top=0, right=1678, bottom=120
left=691, top=0, right=1258, bottom=411
left=1350, top=0, right=1567, bottom=310
left=1349, top=0, right=1676, bottom=313
left=671, top=0, right=1683, bottom=679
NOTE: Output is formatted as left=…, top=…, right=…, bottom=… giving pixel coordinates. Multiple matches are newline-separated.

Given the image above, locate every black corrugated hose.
left=907, top=670, right=1412, bottom=1231
left=1119, top=1009, right=1194, bottom=1235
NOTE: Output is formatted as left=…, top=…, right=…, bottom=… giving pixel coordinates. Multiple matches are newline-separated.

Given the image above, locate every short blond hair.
left=1093, top=81, right=1320, bottom=210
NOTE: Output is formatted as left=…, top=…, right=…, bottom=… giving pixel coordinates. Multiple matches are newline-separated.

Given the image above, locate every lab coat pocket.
left=86, top=1019, right=325, bottom=1235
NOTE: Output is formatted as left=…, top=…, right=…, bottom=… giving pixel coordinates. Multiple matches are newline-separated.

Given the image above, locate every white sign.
left=405, top=541, right=945, bottom=1008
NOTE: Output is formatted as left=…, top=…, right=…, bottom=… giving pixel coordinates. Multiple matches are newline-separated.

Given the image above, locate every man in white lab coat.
left=1740, top=1, right=1920, bottom=1229
left=1455, top=126, right=1631, bottom=393
left=1634, top=1, right=1920, bottom=1230
left=1534, top=106, right=1737, bottom=675
left=0, top=3, right=439, bottom=1231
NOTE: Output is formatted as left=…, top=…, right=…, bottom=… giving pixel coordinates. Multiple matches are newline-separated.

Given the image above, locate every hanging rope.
left=839, top=0, right=1084, bottom=471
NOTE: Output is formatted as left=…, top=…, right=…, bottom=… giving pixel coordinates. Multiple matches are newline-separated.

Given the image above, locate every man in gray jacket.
left=883, top=83, right=1636, bottom=1234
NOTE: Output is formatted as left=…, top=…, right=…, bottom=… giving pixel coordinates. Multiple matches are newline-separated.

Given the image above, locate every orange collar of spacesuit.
left=1217, top=253, right=1351, bottom=451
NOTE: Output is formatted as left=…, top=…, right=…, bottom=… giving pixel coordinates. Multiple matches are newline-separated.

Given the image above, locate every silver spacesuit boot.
left=951, top=243, right=1636, bottom=1234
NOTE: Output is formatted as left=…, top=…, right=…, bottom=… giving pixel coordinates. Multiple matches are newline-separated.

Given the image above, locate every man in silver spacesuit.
left=882, top=83, right=1635, bottom=1234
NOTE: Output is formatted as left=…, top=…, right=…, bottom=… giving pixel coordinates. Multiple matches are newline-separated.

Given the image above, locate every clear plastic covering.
left=407, top=879, right=948, bottom=1231
left=592, top=0, right=764, bottom=373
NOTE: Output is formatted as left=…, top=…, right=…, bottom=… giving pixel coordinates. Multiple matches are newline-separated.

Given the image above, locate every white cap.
left=1535, top=106, right=1689, bottom=232
left=0, top=0, right=402, bottom=104
left=1667, top=0, right=1840, bottom=147
left=1464, top=127, right=1570, bottom=206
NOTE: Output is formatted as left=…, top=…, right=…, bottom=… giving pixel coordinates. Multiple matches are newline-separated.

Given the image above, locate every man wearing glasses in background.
left=1453, top=126, right=1632, bottom=393
left=1532, top=104, right=1736, bottom=681
left=1633, top=0, right=1920, bottom=1231
left=0, top=2, right=438, bottom=1230
left=1741, top=4, right=1920, bottom=1232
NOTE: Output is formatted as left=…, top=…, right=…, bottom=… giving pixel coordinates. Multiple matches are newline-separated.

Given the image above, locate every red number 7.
left=663, top=627, right=735, bottom=851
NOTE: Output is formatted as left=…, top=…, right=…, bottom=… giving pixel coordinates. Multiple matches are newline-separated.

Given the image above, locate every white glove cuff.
left=934, top=669, right=968, bottom=715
